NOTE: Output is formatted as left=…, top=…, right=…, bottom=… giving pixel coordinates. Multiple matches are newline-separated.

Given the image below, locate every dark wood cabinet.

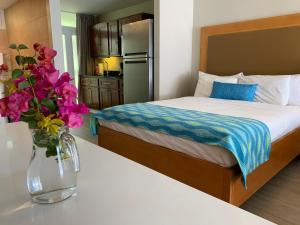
left=80, top=76, right=123, bottom=110
left=99, top=78, right=122, bottom=109
left=90, top=22, right=109, bottom=57
left=80, top=77, right=100, bottom=109
left=108, top=21, right=120, bottom=56
left=118, top=13, right=153, bottom=37
left=91, top=13, right=153, bottom=58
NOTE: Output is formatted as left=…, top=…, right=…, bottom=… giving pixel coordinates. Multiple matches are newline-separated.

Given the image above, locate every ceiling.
left=0, top=0, right=17, bottom=9
left=61, top=0, right=149, bottom=15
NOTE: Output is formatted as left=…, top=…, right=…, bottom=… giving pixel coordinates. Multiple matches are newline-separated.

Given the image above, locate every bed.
left=96, top=13, right=300, bottom=206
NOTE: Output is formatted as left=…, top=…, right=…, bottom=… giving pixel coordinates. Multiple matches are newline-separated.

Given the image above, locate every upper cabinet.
left=108, top=21, right=120, bottom=56
left=90, top=22, right=110, bottom=57
left=90, top=13, right=153, bottom=58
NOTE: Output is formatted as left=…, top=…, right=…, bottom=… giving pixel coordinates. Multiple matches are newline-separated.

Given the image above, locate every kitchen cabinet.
left=90, top=13, right=153, bottom=58
left=90, top=22, right=109, bottom=57
left=80, top=77, right=100, bottom=109
left=99, top=78, right=122, bottom=109
left=108, top=21, right=120, bottom=56
left=80, top=76, right=123, bottom=110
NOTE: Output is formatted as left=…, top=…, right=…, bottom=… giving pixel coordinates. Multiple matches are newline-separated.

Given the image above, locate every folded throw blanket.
left=91, top=103, right=271, bottom=186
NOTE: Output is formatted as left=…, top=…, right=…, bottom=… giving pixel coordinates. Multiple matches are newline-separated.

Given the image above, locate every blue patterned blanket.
left=90, top=103, right=271, bottom=186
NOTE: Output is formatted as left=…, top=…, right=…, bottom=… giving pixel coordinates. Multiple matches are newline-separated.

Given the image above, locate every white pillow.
left=239, top=75, right=291, bottom=105
left=288, top=75, right=300, bottom=106
left=194, top=72, right=242, bottom=97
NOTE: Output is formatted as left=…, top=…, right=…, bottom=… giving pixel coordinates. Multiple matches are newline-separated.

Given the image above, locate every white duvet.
left=99, top=97, right=300, bottom=167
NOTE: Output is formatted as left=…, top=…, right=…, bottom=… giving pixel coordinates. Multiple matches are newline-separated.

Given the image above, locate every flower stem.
left=27, top=76, right=40, bottom=113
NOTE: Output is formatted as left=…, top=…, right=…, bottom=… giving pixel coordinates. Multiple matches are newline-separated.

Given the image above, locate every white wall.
left=154, top=0, right=194, bottom=100
left=48, top=0, right=65, bottom=73
left=191, top=0, right=300, bottom=92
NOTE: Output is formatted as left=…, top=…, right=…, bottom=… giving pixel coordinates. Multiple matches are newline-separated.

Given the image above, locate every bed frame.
left=98, top=13, right=300, bottom=206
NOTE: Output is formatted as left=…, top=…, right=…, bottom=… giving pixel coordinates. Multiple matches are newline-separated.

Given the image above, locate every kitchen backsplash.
left=96, top=57, right=122, bottom=73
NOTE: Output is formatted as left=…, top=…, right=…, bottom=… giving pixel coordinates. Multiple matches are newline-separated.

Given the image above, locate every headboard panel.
left=200, top=13, right=300, bottom=76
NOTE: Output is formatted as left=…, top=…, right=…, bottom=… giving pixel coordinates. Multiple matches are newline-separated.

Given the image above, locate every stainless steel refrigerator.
left=122, top=19, right=154, bottom=104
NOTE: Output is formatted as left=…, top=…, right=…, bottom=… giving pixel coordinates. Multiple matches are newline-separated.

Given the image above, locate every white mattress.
left=99, top=97, right=300, bottom=167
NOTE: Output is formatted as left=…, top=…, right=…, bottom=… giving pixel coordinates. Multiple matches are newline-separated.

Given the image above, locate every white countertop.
left=0, top=122, right=276, bottom=225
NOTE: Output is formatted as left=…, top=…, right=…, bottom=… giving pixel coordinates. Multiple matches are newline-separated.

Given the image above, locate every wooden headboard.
left=200, top=13, right=300, bottom=76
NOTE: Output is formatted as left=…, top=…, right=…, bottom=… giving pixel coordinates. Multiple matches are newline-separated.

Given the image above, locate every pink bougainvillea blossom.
left=56, top=83, right=77, bottom=100
left=61, top=113, right=84, bottom=128
left=0, top=64, right=8, bottom=73
left=6, top=92, right=32, bottom=121
left=0, top=43, right=89, bottom=129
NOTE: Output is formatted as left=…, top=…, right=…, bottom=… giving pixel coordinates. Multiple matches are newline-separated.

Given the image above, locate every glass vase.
left=27, top=127, right=79, bottom=204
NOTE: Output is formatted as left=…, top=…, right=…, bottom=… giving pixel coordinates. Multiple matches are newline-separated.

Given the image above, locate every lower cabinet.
left=81, top=86, right=100, bottom=109
left=80, top=76, right=123, bottom=110
left=100, top=88, right=120, bottom=109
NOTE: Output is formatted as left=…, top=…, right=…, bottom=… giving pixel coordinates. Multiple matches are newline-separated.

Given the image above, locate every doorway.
left=62, top=26, right=79, bottom=89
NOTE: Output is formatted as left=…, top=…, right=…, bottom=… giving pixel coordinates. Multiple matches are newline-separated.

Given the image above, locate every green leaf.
left=28, top=120, right=38, bottom=129
left=46, top=138, right=59, bottom=157
left=15, top=55, right=24, bottom=65
left=41, top=99, right=56, bottom=112
left=12, top=69, right=22, bottom=80
left=33, top=97, right=39, bottom=105
left=22, top=109, right=36, bottom=117
left=9, top=43, right=17, bottom=49
left=46, top=146, right=57, bottom=158
left=33, top=130, right=49, bottom=148
left=24, top=57, right=37, bottom=65
left=18, top=44, right=28, bottom=49
left=18, top=80, right=30, bottom=89
left=28, top=76, right=36, bottom=85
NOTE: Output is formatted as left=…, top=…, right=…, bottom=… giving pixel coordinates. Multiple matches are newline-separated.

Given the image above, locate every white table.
left=0, top=122, right=275, bottom=225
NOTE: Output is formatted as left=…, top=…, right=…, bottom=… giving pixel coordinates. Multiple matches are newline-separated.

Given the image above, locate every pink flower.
left=34, top=79, right=51, bottom=100
left=6, top=92, right=32, bottom=121
left=33, top=43, right=41, bottom=52
left=38, top=46, right=57, bottom=64
left=45, top=70, right=59, bottom=85
left=62, top=113, right=84, bottom=128
left=56, top=83, right=77, bottom=100
left=72, top=103, right=89, bottom=114
left=0, top=97, right=8, bottom=116
left=58, top=102, right=89, bottom=116
left=0, top=64, right=8, bottom=73
left=58, top=100, right=89, bottom=128
left=32, top=64, right=56, bottom=79
left=55, top=72, right=72, bottom=88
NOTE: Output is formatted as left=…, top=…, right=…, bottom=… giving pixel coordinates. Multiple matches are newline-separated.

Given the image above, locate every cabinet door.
left=108, top=21, right=120, bottom=56
left=111, top=90, right=120, bottom=106
left=81, top=86, right=100, bottom=109
left=100, top=88, right=112, bottom=109
left=81, top=86, right=92, bottom=107
left=90, top=87, right=100, bottom=109
left=90, top=22, right=109, bottom=57
left=90, top=24, right=100, bottom=57
left=100, top=88, right=121, bottom=109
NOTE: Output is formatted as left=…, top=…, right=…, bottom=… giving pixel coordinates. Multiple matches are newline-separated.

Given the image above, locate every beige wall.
left=97, top=0, right=154, bottom=22
left=4, top=0, right=52, bottom=68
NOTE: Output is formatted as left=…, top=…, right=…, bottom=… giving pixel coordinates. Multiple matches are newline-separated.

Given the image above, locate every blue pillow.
left=210, top=81, right=257, bottom=101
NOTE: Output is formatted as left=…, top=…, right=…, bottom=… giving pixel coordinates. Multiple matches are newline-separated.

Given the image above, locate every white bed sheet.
left=99, top=97, right=300, bottom=167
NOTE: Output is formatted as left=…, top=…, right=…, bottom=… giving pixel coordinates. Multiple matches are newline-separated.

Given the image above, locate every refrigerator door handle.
left=124, top=52, right=148, bottom=58
left=124, top=58, right=148, bottom=64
